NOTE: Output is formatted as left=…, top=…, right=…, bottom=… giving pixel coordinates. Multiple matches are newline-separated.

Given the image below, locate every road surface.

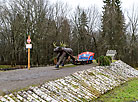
left=0, top=64, right=96, bottom=95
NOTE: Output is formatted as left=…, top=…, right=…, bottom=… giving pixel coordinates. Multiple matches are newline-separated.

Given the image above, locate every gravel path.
left=0, top=64, right=96, bottom=95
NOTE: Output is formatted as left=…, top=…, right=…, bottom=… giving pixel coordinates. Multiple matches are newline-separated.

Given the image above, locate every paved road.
left=0, top=64, right=96, bottom=95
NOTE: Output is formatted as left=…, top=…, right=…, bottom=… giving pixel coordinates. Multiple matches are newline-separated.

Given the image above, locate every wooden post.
left=28, top=35, right=31, bottom=70
left=28, top=48, right=30, bottom=70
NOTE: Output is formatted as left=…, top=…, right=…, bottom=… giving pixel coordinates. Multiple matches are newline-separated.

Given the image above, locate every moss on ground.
left=88, top=72, right=95, bottom=76
left=97, top=72, right=109, bottom=78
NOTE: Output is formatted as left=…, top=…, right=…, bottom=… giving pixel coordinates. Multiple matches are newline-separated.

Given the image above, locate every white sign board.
left=26, top=44, right=32, bottom=49
left=106, top=50, right=116, bottom=55
left=106, top=50, right=117, bottom=60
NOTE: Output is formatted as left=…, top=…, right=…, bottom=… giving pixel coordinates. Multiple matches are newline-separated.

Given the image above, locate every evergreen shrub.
left=96, top=56, right=111, bottom=66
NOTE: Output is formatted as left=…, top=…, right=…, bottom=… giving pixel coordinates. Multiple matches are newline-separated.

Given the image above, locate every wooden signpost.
left=26, top=35, right=32, bottom=70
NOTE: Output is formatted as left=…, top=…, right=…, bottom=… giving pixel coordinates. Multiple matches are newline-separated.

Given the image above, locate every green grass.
left=0, top=65, right=12, bottom=69
left=59, top=64, right=77, bottom=68
left=95, top=78, right=138, bottom=102
left=112, top=60, right=117, bottom=63
left=93, top=60, right=117, bottom=65
left=93, top=60, right=97, bottom=64
left=0, top=65, right=26, bottom=69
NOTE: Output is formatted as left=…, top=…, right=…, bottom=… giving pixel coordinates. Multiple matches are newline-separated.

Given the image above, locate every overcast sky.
left=1, top=0, right=137, bottom=19
left=50, top=0, right=138, bottom=11
left=1, top=0, right=137, bottom=11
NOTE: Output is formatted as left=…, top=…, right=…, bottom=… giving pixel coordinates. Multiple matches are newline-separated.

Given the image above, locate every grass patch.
left=59, top=64, right=77, bottom=68
left=0, top=65, right=12, bottom=69
left=0, top=65, right=26, bottom=70
left=93, top=60, right=97, bottom=64
left=93, top=59, right=117, bottom=65
left=95, top=78, right=138, bottom=102
left=112, top=60, right=117, bottom=63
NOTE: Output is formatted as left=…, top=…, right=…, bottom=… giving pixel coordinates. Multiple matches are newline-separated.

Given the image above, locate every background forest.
left=0, top=0, right=138, bottom=67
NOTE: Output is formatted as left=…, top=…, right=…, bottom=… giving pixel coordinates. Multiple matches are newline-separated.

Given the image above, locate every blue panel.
left=79, top=54, right=90, bottom=60
left=89, top=56, right=93, bottom=60
left=78, top=52, right=94, bottom=61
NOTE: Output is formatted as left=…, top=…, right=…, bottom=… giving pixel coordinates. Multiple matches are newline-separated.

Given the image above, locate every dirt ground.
left=0, top=64, right=96, bottom=95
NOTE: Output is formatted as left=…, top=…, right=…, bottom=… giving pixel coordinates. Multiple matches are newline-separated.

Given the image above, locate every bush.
left=106, top=56, right=112, bottom=62
left=96, top=56, right=111, bottom=66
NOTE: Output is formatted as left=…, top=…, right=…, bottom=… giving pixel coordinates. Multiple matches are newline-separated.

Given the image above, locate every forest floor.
left=0, top=64, right=96, bottom=95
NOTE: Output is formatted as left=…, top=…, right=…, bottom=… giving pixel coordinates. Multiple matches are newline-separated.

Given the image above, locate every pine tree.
left=101, top=0, right=126, bottom=59
left=78, top=10, right=90, bottom=52
left=71, top=8, right=90, bottom=54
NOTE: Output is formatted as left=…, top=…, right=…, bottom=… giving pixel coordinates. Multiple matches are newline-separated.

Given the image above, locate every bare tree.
left=86, top=5, right=101, bottom=57
left=127, top=5, right=138, bottom=41
left=70, top=5, right=101, bottom=56
left=126, top=5, right=138, bottom=66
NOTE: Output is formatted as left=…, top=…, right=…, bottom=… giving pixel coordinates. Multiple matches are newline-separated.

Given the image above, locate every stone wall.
left=0, top=60, right=138, bottom=102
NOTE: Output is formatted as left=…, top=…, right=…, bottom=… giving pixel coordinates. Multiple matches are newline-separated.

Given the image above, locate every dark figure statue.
left=53, top=43, right=75, bottom=69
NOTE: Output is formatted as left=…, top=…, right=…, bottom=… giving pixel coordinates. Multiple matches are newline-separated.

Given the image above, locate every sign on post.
left=26, top=44, right=32, bottom=49
left=26, top=35, right=32, bottom=70
left=27, top=39, right=31, bottom=43
left=106, top=50, right=117, bottom=60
